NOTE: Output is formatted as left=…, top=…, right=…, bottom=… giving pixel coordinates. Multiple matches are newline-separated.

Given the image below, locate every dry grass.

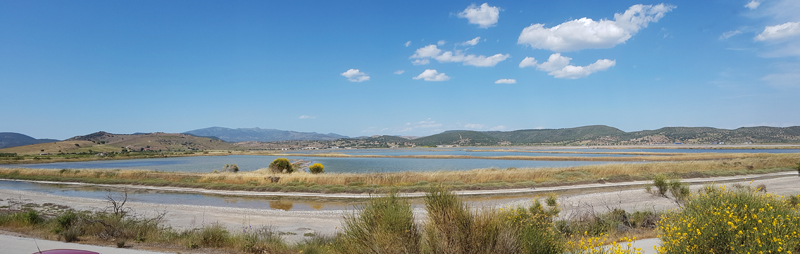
left=269, top=152, right=786, bottom=162
left=1, top=153, right=797, bottom=193
left=466, top=149, right=688, bottom=156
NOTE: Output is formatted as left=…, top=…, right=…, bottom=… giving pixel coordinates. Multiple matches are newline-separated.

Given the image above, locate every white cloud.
left=399, top=118, right=442, bottom=132
left=299, top=115, right=316, bottom=119
left=413, top=69, right=451, bottom=81
left=412, top=59, right=430, bottom=65
left=745, top=0, right=761, bottom=10
left=394, top=70, right=405, bottom=75
left=518, top=4, right=674, bottom=52
left=761, top=63, right=800, bottom=88
left=405, top=41, right=411, bottom=47
left=463, top=123, right=506, bottom=131
left=438, top=40, right=446, bottom=46
left=340, top=69, right=370, bottom=82
left=489, top=125, right=506, bottom=131
left=755, top=22, right=800, bottom=41
left=518, top=57, right=538, bottom=68
left=762, top=71, right=800, bottom=88
left=464, top=123, right=485, bottom=129
left=720, top=30, right=743, bottom=40
left=458, top=3, right=500, bottom=28
left=494, top=79, right=517, bottom=84
left=410, top=44, right=510, bottom=67
left=411, top=45, right=442, bottom=58
left=460, top=37, right=481, bottom=46
left=520, top=53, right=615, bottom=79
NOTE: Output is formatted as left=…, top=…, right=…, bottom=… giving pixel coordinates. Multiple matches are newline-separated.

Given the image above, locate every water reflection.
left=269, top=200, right=294, bottom=211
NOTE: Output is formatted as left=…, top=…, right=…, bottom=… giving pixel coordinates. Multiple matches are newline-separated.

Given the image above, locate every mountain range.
left=183, top=127, right=348, bottom=143
left=2, top=125, right=800, bottom=153
left=0, top=132, right=59, bottom=149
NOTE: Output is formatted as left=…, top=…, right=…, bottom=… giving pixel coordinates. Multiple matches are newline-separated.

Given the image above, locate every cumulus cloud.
left=519, top=53, right=615, bottom=79
left=518, top=4, right=675, bottom=52
left=410, top=44, right=510, bottom=67
left=411, top=45, right=442, bottom=58
left=720, top=30, right=743, bottom=40
left=458, top=3, right=500, bottom=28
left=299, top=115, right=316, bottom=119
left=438, top=40, right=447, bottom=46
left=405, top=41, right=411, bottom=47
left=412, top=59, right=430, bottom=65
left=494, top=79, right=517, bottom=84
left=745, top=0, right=761, bottom=10
left=460, top=37, right=481, bottom=46
left=518, top=57, right=538, bottom=68
left=340, top=69, right=370, bottom=82
left=755, top=22, right=800, bottom=41
left=413, top=69, right=451, bottom=81
left=394, top=70, right=405, bottom=74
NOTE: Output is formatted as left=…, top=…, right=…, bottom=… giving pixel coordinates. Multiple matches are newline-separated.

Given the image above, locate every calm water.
left=0, top=180, right=351, bottom=211
left=11, top=155, right=625, bottom=173
left=10, top=148, right=798, bottom=173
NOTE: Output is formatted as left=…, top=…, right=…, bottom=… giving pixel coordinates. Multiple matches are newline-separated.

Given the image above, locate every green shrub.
left=52, top=210, right=78, bottom=234
left=309, top=163, right=324, bottom=174
left=796, top=162, right=800, bottom=175
left=200, top=223, right=230, bottom=248
left=335, top=192, right=420, bottom=253
left=657, top=186, right=800, bottom=253
left=269, top=158, right=294, bottom=173
left=423, top=186, right=517, bottom=253
left=500, top=202, right=564, bottom=254
left=648, top=174, right=690, bottom=205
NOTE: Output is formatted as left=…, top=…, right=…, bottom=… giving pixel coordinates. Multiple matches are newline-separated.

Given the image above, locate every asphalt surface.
left=0, top=233, right=169, bottom=254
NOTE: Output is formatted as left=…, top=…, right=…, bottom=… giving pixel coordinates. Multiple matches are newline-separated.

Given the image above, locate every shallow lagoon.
left=12, top=155, right=624, bottom=173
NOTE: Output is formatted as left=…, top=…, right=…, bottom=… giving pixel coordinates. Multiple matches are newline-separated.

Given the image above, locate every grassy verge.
left=270, top=152, right=793, bottom=162
left=0, top=153, right=798, bottom=194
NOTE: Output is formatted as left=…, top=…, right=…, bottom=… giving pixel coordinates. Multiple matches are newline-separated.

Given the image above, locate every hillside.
left=184, top=127, right=348, bottom=142
left=236, top=135, right=413, bottom=149
left=0, top=132, right=59, bottom=149
left=0, top=131, right=239, bottom=155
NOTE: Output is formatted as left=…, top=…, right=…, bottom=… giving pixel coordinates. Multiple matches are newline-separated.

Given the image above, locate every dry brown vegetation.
left=269, top=151, right=788, bottom=162
left=1, top=153, right=797, bottom=193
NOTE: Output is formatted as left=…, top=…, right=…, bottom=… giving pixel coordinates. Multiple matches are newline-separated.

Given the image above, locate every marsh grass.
left=0, top=153, right=798, bottom=194
left=271, top=152, right=785, bottom=162
left=335, top=192, right=420, bottom=253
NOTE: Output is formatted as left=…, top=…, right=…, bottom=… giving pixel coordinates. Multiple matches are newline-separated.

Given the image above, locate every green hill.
left=0, top=131, right=239, bottom=155
left=404, top=125, right=800, bottom=146
left=0, top=132, right=59, bottom=149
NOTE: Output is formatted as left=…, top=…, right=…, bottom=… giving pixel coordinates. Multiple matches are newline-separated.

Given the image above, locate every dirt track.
left=1, top=172, right=798, bottom=243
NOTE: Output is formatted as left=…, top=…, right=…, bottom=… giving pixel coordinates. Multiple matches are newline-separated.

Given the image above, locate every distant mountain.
left=411, top=125, right=800, bottom=146
left=0, top=132, right=59, bottom=149
left=1, top=131, right=238, bottom=155
left=184, top=127, right=348, bottom=143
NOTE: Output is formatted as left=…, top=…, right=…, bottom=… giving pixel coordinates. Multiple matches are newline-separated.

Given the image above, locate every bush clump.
left=269, top=158, right=294, bottom=173
left=335, top=192, right=420, bottom=253
left=309, top=163, right=325, bottom=174
left=657, top=185, right=800, bottom=253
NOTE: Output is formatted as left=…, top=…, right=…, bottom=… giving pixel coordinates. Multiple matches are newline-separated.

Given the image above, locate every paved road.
left=0, top=234, right=170, bottom=254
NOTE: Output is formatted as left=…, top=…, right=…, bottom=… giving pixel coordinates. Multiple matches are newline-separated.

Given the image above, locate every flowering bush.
left=657, top=185, right=800, bottom=253
left=309, top=163, right=324, bottom=174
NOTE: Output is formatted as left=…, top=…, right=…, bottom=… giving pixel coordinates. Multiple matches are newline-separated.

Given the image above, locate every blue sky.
left=1, top=0, right=799, bottom=139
